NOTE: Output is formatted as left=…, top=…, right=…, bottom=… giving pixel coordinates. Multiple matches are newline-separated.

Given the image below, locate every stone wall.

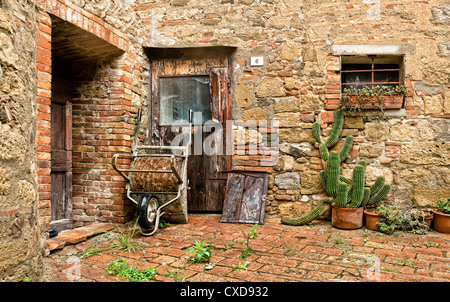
left=0, top=0, right=42, bottom=281
left=121, top=0, right=449, bottom=216
left=0, top=0, right=449, bottom=280
left=60, top=2, right=448, bottom=217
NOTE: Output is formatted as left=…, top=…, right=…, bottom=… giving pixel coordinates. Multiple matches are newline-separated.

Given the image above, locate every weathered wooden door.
left=150, top=57, right=231, bottom=212
left=51, top=58, right=73, bottom=231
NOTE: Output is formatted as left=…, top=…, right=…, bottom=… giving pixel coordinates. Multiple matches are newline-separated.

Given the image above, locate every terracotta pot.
left=332, top=206, right=364, bottom=230
left=419, top=213, right=434, bottom=229
left=364, top=208, right=382, bottom=231
left=432, top=209, right=450, bottom=233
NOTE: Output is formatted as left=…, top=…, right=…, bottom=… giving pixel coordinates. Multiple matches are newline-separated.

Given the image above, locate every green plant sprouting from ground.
left=233, top=261, right=251, bottom=271
left=158, top=219, right=171, bottom=229
left=186, top=240, right=213, bottom=263
left=80, top=244, right=110, bottom=259
left=106, top=259, right=158, bottom=282
left=237, top=225, right=260, bottom=259
left=221, top=224, right=261, bottom=259
left=110, top=218, right=146, bottom=253
left=164, top=269, right=184, bottom=282
left=281, top=110, right=390, bottom=226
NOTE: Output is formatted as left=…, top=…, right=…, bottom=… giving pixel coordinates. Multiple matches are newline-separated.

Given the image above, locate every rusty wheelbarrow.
left=112, top=109, right=192, bottom=236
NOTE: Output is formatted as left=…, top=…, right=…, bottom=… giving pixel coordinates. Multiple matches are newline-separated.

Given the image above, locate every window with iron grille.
left=341, top=55, right=404, bottom=92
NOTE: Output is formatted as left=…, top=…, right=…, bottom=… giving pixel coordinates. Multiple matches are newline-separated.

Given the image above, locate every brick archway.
left=34, top=0, right=144, bottom=232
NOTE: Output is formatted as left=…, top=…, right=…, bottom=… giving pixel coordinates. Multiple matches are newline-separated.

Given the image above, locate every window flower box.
left=340, top=85, right=408, bottom=111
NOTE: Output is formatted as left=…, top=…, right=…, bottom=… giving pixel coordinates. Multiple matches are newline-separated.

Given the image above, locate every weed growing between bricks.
left=44, top=216, right=450, bottom=282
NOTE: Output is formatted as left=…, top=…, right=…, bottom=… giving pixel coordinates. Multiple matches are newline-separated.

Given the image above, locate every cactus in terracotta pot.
left=281, top=110, right=390, bottom=226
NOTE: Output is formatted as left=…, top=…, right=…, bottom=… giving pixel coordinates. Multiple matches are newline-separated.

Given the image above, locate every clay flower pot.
left=419, top=212, right=434, bottom=229
left=332, top=206, right=364, bottom=230
left=364, top=208, right=382, bottom=231
left=431, top=209, right=450, bottom=233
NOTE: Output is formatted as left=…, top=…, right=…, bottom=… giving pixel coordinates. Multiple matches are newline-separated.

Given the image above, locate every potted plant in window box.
left=432, top=198, right=450, bottom=233
left=340, top=85, right=408, bottom=111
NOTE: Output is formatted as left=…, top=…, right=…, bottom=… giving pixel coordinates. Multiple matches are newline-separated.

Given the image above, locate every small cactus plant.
left=281, top=110, right=391, bottom=226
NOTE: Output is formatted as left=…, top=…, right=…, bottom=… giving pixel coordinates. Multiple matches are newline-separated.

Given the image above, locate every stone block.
left=444, top=90, right=450, bottom=114
left=390, top=124, right=418, bottom=142
left=303, top=48, right=316, bottom=62
left=423, top=95, right=443, bottom=114
left=239, top=108, right=269, bottom=124
left=430, top=5, right=450, bottom=25
left=400, top=141, right=450, bottom=165
left=364, top=122, right=389, bottom=142
left=364, top=166, right=393, bottom=187
left=274, top=112, right=301, bottom=127
left=279, top=142, right=305, bottom=158
left=274, top=172, right=300, bottom=190
left=235, top=83, right=253, bottom=108
left=343, top=117, right=364, bottom=129
left=273, top=97, right=299, bottom=113
left=279, top=128, right=313, bottom=143
left=299, top=95, right=321, bottom=111
left=278, top=202, right=311, bottom=218
left=416, top=120, right=436, bottom=140
left=398, top=167, right=431, bottom=185
left=437, top=42, right=450, bottom=57
left=0, top=168, right=10, bottom=195
left=359, top=143, right=384, bottom=158
left=412, top=186, right=450, bottom=207
left=256, top=77, right=285, bottom=97
left=300, top=170, right=322, bottom=194
left=280, top=42, right=301, bottom=61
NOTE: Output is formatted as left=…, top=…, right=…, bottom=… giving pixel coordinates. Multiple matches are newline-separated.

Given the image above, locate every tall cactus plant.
left=281, top=110, right=391, bottom=226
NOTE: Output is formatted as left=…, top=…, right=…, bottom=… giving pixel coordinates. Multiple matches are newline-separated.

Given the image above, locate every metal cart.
left=112, top=109, right=192, bottom=236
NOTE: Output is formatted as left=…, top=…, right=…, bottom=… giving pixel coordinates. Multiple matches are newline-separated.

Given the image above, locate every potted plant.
left=330, top=159, right=391, bottom=230
left=281, top=110, right=390, bottom=228
left=375, top=204, right=403, bottom=235
left=401, top=208, right=433, bottom=235
left=364, top=207, right=383, bottom=232
left=340, top=85, right=409, bottom=111
left=363, top=176, right=391, bottom=231
left=432, top=198, right=450, bottom=233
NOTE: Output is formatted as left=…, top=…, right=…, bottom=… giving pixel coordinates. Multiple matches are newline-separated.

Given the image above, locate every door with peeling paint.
left=51, top=57, right=73, bottom=231
left=150, top=56, right=232, bottom=212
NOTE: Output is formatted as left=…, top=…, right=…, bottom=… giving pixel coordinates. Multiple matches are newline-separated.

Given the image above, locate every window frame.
left=340, top=55, right=404, bottom=92
left=158, top=74, right=212, bottom=126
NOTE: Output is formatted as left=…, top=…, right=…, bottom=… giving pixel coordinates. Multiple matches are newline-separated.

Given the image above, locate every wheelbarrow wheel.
left=137, top=194, right=159, bottom=230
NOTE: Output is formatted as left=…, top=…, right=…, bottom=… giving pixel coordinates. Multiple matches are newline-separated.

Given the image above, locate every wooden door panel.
left=51, top=63, right=73, bottom=230
left=151, top=58, right=231, bottom=212
left=221, top=172, right=268, bottom=224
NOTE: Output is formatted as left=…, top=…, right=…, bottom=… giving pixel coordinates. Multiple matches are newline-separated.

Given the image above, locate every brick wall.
left=34, top=0, right=145, bottom=230
left=31, top=0, right=450, bottom=227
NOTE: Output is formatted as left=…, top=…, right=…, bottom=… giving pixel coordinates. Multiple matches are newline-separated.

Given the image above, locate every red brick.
left=320, top=111, right=335, bottom=123
left=37, top=54, right=52, bottom=66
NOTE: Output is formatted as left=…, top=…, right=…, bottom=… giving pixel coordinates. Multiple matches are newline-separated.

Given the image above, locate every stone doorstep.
left=47, top=223, right=118, bottom=252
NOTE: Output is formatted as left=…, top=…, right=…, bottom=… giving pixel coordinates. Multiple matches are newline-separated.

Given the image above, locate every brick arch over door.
left=34, top=1, right=144, bottom=232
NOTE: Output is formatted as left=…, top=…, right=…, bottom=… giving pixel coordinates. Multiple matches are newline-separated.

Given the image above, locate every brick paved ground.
left=43, top=214, right=449, bottom=283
